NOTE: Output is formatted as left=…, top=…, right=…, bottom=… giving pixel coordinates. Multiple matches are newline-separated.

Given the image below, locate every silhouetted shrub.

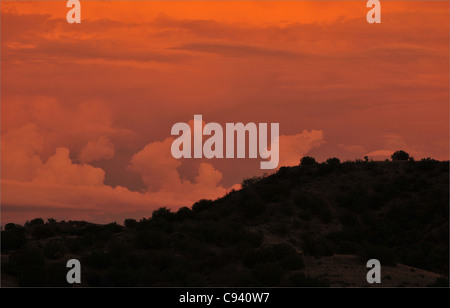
left=300, top=156, right=317, bottom=166
left=326, top=157, right=341, bottom=166
left=176, top=207, right=192, bottom=221
left=241, top=175, right=264, bottom=188
left=4, top=223, right=23, bottom=231
left=26, top=218, right=45, bottom=226
left=47, top=218, right=57, bottom=224
left=391, top=150, right=409, bottom=161
left=124, top=218, right=138, bottom=228
left=152, top=207, right=174, bottom=220
left=192, top=199, right=213, bottom=213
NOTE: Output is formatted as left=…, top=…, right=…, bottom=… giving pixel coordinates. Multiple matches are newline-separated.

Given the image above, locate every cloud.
left=338, top=144, right=366, bottom=154
left=1, top=124, right=44, bottom=181
left=278, top=129, right=326, bottom=167
left=171, top=43, right=304, bottom=59
left=128, top=137, right=182, bottom=190
left=79, top=136, right=115, bottom=163
left=128, top=137, right=230, bottom=197
left=34, top=147, right=105, bottom=186
left=364, top=149, right=394, bottom=159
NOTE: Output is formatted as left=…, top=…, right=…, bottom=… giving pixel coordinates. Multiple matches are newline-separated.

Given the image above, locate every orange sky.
left=1, top=1, right=449, bottom=224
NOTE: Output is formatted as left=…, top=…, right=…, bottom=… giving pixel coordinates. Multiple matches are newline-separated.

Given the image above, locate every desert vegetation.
left=2, top=153, right=448, bottom=287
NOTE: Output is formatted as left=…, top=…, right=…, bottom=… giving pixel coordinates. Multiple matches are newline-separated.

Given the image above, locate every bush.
left=4, top=223, right=23, bottom=231
left=192, top=199, right=213, bottom=213
left=391, top=150, right=409, bottom=161
left=300, top=156, right=317, bottom=166
left=241, top=176, right=263, bottom=189
left=326, top=157, right=341, bottom=166
left=176, top=207, right=192, bottom=221
left=152, top=207, right=174, bottom=220
left=124, top=218, right=138, bottom=228
left=26, top=218, right=45, bottom=226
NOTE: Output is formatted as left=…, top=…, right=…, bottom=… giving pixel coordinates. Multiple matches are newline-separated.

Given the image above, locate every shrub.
left=152, top=207, right=174, bottom=220
left=326, top=157, right=341, bottom=166
left=241, top=176, right=263, bottom=188
left=27, top=218, right=45, bottom=226
left=300, top=156, right=317, bottom=166
left=391, top=150, right=409, bottom=161
left=4, top=223, right=22, bottom=231
left=124, top=218, right=138, bottom=228
left=192, top=199, right=213, bottom=213
left=176, top=207, right=192, bottom=221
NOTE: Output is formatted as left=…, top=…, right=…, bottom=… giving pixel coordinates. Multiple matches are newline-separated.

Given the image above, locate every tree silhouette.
left=300, top=156, right=317, bottom=166
left=391, top=150, right=410, bottom=161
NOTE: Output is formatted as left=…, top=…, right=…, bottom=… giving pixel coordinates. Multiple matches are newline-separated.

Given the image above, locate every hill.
left=1, top=158, right=449, bottom=287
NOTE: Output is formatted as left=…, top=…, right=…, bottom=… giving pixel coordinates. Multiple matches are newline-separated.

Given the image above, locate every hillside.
left=1, top=158, right=449, bottom=287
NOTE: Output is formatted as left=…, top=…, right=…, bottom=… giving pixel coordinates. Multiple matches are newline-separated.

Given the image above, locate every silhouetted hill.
left=1, top=158, right=449, bottom=287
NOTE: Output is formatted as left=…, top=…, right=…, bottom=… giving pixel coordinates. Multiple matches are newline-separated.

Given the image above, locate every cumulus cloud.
left=128, top=137, right=182, bottom=190
left=1, top=124, right=44, bottom=181
left=34, top=147, right=105, bottom=186
left=129, top=137, right=229, bottom=197
left=79, top=136, right=115, bottom=163
left=277, top=129, right=325, bottom=167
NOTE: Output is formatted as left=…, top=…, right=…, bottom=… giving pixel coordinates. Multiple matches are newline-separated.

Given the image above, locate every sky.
left=1, top=1, right=449, bottom=224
